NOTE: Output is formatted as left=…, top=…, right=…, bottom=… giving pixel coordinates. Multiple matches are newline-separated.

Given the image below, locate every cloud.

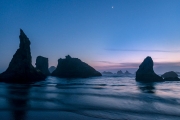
left=105, top=48, right=180, bottom=53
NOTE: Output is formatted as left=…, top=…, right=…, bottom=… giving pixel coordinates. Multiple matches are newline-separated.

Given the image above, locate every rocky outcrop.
left=51, top=55, right=102, bottom=78
left=0, top=29, right=46, bottom=83
left=161, top=71, right=180, bottom=81
left=49, top=66, right=56, bottom=73
left=117, top=70, right=123, bottom=75
left=124, top=70, right=131, bottom=75
left=102, top=71, right=113, bottom=74
left=136, top=56, right=163, bottom=82
left=36, top=56, right=50, bottom=76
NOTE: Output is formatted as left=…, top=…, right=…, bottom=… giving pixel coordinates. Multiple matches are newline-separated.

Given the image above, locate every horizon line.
left=105, top=49, right=180, bottom=53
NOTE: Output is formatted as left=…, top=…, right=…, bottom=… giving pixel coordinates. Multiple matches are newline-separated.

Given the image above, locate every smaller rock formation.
left=51, top=55, right=102, bottom=78
left=124, top=70, right=131, bottom=75
left=161, top=71, right=180, bottom=81
left=136, top=56, right=163, bottom=82
left=102, top=71, right=113, bottom=74
left=36, top=56, right=50, bottom=76
left=49, top=66, right=56, bottom=73
left=117, top=70, right=123, bottom=75
left=0, top=29, right=46, bottom=83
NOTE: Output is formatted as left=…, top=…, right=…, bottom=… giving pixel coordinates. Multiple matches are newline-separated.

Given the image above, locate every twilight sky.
left=1, top=0, right=180, bottom=74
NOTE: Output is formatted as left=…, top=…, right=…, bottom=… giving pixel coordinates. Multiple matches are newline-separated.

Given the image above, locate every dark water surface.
left=1, top=76, right=180, bottom=120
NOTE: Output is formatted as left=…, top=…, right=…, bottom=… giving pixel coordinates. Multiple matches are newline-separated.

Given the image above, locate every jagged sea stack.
left=117, top=70, right=123, bottom=75
left=136, top=56, right=163, bottom=82
left=51, top=55, right=102, bottom=78
left=0, top=29, right=46, bottom=83
left=124, top=70, right=131, bottom=75
left=36, top=56, right=50, bottom=76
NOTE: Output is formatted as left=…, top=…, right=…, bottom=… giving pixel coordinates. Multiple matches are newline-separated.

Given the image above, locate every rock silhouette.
left=136, top=56, right=163, bottom=82
left=161, top=71, right=180, bottom=81
left=0, top=29, right=46, bottom=83
left=36, top=56, right=50, bottom=76
left=117, top=70, right=123, bottom=75
left=51, top=55, right=102, bottom=78
left=49, top=66, right=56, bottom=73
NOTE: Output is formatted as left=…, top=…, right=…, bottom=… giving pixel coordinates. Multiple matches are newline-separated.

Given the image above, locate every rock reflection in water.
left=137, top=83, right=156, bottom=93
left=7, top=84, right=30, bottom=120
left=1, top=76, right=180, bottom=120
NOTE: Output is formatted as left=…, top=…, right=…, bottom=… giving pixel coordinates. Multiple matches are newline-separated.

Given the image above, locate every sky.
left=1, top=0, right=180, bottom=74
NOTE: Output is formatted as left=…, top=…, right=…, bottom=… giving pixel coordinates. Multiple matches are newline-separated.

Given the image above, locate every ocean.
left=0, top=76, right=180, bottom=120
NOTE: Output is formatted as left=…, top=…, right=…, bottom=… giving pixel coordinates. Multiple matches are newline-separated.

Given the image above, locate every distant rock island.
left=51, top=55, right=102, bottom=78
left=49, top=66, right=56, bottom=73
left=36, top=56, right=50, bottom=76
left=102, top=71, right=113, bottom=74
left=124, top=70, right=131, bottom=75
left=0, top=29, right=46, bottom=83
left=161, top=71, right=180, bottom=81
left=101, top=70, right=133, bottom=77
left=117, top=70, right=123, bottom=75
left=117, top=70, right=132, bottom=76
left=136, top=56, right=163, bottom=82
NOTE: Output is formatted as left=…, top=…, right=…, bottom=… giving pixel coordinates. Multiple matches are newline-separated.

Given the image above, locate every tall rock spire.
left=0, top=29, right=46, bottom=83
left=7, top=29, right=32, bottom=71
left=19, top=29, right=31, bottom=51
left=136, top=56, right=163, bottom=82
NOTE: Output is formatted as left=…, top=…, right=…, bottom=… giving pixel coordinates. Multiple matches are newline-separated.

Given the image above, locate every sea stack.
left=161, top=71, right=180, bottom=81
left=136, top=56, right=163, bottom=82
left=51, top=55, right=102, bottom=78
left=0, top=29, right=46, bottom=83
left=36, top=56, right=50, bottom=76
left=117, top=70, right=123, bottom=75
left=49, top=66, right=56, bottom=73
